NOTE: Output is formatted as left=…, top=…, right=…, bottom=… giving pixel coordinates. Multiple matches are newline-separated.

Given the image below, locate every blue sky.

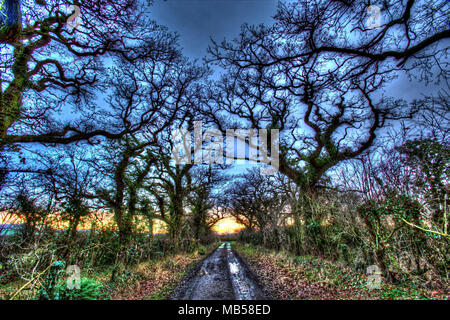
left=149, top=0, right=447, bottom=98
left=150, top=0, right=278, bottom=59
left=149, top=0, right=280, bottom=175
left=148, top=0, right=448, bottom=177
left=3, top=0, right=447, bottom=179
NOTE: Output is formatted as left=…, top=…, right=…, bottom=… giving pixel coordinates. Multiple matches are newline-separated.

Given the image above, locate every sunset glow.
left=212, top=217, right=245, bottom=235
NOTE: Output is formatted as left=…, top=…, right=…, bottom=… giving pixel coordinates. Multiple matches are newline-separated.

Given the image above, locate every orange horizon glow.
left=0, top=211, right=168, bottom=234
left=212, top=217, right=245, bottom=235
left=1, top=212, right=245, bottom=235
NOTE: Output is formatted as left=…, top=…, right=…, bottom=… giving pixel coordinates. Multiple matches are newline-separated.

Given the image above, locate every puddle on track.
left=171, top=242, right=266, bottom=300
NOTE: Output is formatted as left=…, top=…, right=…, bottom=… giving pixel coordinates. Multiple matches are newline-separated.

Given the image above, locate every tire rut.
left=170, top=242, right=267, bottom=300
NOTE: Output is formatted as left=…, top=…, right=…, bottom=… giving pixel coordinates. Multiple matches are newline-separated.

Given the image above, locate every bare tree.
left=226, top=168, right=289, bottom=238
left=207, top=0, right=448, bottom=194
left=1, top=0, right=180, bottom=146
left=187, top=166, right=225, bottom=241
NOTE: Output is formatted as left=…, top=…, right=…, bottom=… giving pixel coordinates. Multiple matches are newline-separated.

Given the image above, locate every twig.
left=9, top=260, right=54, bottom=300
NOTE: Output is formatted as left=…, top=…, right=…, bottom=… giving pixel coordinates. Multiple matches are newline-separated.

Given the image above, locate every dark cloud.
left=150, top=0, right=277, bottom=58
left=150, top=0, right=446, bottom=101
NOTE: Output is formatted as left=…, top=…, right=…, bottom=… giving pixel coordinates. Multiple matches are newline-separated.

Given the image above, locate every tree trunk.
left=69, top=215, right=81, bottom=240
left=114, top=205, right=133, bottom=244
left=0, top=0, right=22, bottom=44
left=374, top=247, right=391, bottom=282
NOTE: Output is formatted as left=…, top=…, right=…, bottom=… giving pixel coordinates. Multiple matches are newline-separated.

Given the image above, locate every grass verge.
left=233, top=242, right=448, bottom=300
left=0, top=242, right=218, bottom=300
left=109, top=242, right=218, bottom=300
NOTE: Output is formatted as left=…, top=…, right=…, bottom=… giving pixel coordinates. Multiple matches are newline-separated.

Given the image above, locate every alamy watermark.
left=171, top=121, right=280, bottom=175
left=66, top=265, right=81, bottom=290
left=366, top=5, right=381, bottom=30
left=366, top=265, right=382, bottom=289
left=67, top=4, right=81, bottom=31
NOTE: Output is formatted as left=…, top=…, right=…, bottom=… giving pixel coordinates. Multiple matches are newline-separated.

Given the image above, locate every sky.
left=149, top=0, right=281, bottom=176
left=149, top=0, right=447, bottom=99
left=149, top=0, right=279, bottom=59
left=147, top=0, right=447, bottom=178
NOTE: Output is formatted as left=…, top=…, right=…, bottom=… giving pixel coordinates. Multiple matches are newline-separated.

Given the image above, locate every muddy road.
left=171, top=243, right=268, bottom=300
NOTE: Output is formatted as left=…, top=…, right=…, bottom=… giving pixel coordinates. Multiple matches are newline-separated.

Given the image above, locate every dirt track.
left=170, top=243, right=268, bottom=300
